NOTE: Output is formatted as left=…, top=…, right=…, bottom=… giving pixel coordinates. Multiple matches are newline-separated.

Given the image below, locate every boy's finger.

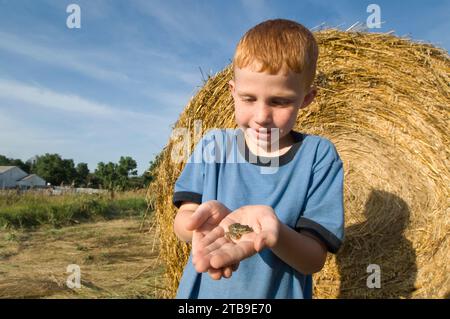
left=210, top=252, right=236, bottom=270
left=222, top=267, right=232, bottom=278
left=210, top=251, right=236, bottom=269
left=188, top=201, right=231, bottom=231
left=208, top=267, right=223, bottom=280
left=191, top=231, right=209, bottom=261
left=186, top=204, right=211, bottom=231
left=210, top=241, right=253, bottom=269
left=254, top=234, right=266, bottom=252
left=255, top=231, right=276, bottom=251
left=203, top=239, right=231, bottom=260
left=191, top=230, right=202, bottom=252
left=194, top=254, right=212, bottom=273
left=199, top=226, right=226, bottom=248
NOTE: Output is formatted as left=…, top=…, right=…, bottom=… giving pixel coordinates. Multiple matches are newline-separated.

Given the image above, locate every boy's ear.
left=228, top=80, right=235, bottom=94
left=301, top=87, right=317, bottom=108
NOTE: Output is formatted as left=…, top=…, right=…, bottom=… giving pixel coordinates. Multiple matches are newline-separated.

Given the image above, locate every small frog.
left=225, top=223, right=254, bottom=240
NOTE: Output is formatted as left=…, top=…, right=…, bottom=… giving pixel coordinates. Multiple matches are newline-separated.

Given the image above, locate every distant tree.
left=117, top=156, right=137, bottom=189
left=86, top=172, right=101, bottom=188
left=62, top=159, right=77, bottom=185
left=142, top=170, right=153, bottom=187
left=95, top=161, right=119, bottom=190
left=1, top=153, right=155, bottom=190
left=75, top=162, right=90, bottom=187
left=94, top=156, right=140, bottom=190
left=0, top=155, right=31, bottom=173
left=143, top=153, right=163, bottom=186
left=128, top=176, right=145, bottom=190
left=0, top=155, right=9, bottom=165
left=33, top=153, right=76, bottom=186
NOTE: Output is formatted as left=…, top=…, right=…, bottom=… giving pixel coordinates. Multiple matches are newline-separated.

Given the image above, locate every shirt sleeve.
left=172, top=135, right=207, bottom=209
left=296, top=140, right=345, bottom=254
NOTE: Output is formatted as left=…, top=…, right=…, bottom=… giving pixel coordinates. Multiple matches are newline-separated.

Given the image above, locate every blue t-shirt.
left=172, top=128, right=344, bottom=299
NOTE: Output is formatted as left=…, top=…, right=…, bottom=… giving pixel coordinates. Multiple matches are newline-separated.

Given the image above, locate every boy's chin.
left=256, top=139, right=279, bottom=149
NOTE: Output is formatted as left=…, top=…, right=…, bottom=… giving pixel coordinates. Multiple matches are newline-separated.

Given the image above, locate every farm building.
left=17, top=174, right=46, bottom=188
left=0, top=166, right=46, bottom=189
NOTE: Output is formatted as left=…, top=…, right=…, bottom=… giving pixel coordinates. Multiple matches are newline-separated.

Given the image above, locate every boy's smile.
left=229, top=64, right=316, bottom=156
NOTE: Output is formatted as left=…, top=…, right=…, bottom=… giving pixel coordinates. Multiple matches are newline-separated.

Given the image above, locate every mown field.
left=0, top=190, right=166, bottom=298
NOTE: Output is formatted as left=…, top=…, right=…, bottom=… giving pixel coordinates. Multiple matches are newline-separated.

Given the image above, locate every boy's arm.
left=271, top=222, right=328, bottom=275
left=174, top=202, right=199, bottom=242
left=274, top=142, right=344, bottom=274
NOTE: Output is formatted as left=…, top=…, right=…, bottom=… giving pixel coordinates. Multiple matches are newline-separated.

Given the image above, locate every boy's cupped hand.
left=191, top=204, right=280, bottom=280
left=186, top=200, right=239, bottom=279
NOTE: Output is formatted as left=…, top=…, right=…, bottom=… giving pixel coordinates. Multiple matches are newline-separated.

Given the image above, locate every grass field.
left=0, top=190, right=149, bottom=229
left=0, top=191, right=166, bottom=298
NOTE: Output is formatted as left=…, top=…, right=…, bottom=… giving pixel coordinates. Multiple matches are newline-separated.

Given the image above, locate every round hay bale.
left=147, top=29, right=449, bottom=298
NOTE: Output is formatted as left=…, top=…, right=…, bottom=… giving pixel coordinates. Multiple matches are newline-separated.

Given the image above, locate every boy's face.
left=229, top=64, right=316, bottom=151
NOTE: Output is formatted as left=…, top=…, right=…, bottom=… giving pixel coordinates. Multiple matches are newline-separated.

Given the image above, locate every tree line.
left=0, top=153, right=161, bottom=190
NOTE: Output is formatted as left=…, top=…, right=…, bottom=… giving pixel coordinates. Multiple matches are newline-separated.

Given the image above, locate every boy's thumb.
left=185, top=214, right=199, bottom=231
left=186, top=205, right=207, bottom=231
left=255, top=231, right=277, bottom=252
left=254, top=234, right=267, bottom=252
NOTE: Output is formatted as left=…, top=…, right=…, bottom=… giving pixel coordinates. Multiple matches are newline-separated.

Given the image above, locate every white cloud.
left=0, top=99, right=170, bottom=174
left=0, top=108, right=74, bottom=160
left=141, top=88, right=192, bottom=111
left=0, top=78, right=166, bottom=122
left=0, top=31, right=130, bottom=83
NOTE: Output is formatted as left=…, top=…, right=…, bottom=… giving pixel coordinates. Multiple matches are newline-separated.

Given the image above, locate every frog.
left=225, top=223, right=254, bottom=240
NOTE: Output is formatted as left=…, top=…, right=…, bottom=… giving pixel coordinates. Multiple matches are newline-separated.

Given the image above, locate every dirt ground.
left=0, top=216, right=166, bottom=298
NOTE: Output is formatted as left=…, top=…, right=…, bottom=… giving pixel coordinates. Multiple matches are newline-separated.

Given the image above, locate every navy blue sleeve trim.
left=172, top=191, right=202, bottom=209
left=296, top=217, right=342, bottom=254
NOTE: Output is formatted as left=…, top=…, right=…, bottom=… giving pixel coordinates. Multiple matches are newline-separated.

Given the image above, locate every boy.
left=172, top=19, right=344, bottom=299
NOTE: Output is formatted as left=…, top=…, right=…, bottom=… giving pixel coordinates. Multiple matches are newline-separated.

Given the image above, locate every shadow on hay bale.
left=147, top=29, right=449, bottom=298
left=337, top=190, right=416, bottom=298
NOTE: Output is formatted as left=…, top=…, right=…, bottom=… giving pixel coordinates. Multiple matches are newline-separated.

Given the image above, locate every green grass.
left=0, top=191, right=148, bottom=229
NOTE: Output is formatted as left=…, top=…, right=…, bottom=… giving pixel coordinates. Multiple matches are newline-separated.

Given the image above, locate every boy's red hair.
left=233, top=19, right=319, bottom=88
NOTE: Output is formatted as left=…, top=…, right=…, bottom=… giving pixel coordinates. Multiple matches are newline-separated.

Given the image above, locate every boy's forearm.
left=173, top=209, right=195, bottom=242
left=271, top=222, right=328, bottom=275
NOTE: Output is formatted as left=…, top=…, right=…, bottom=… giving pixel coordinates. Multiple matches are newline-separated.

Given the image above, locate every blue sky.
left=0, top=0, right=448, bottom=174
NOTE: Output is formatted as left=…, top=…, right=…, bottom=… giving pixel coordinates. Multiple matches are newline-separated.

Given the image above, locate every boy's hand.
left=185, top=200, right=238, bottom=278
left=193, top=205, right=280, bottom=276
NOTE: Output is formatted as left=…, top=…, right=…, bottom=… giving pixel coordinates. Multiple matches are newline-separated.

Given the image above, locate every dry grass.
left=147, top=29, right=449, bottom=298
left=0, top=217, right=166, bottom=298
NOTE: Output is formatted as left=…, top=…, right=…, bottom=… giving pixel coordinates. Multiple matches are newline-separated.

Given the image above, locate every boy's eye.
left=272, top=99, right=291, bottom=106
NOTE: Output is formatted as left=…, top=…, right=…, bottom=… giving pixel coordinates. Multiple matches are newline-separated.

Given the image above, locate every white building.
left=0, top=166, right=46, bottom=189
left=17, top=174, right=46, bottom=188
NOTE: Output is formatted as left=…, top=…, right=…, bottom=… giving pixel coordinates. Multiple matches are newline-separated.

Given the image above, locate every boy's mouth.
left=249, top=128, right=275, bottom=140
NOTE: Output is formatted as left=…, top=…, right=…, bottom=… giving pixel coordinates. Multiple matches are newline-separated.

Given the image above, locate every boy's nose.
left=254, top=103, right=273, bottom=125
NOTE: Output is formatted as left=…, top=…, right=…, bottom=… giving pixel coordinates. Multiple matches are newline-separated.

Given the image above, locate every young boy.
left=172, top=19, right=344, bottom=299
